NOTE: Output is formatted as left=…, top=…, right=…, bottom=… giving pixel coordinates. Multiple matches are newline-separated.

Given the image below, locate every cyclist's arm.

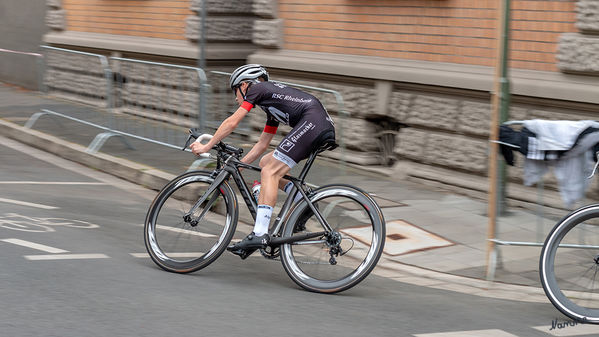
left=191, top=106, right=248, bottom=154
left=241, top=131, right=275, bottom=165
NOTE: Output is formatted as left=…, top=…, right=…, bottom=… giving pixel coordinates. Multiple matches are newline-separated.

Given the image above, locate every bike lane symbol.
left=0, top=213, right=99, bottom=233
left=0, top=213, right=108, bottom=260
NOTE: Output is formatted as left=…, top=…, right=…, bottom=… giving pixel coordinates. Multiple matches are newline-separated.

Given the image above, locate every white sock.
left=253, top=205, right=273, bottom=236
left=284, top=182, right=302, bottom=203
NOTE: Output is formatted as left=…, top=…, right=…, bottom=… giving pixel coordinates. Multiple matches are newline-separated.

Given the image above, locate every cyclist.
left=190, top=64, right=335, bottom=258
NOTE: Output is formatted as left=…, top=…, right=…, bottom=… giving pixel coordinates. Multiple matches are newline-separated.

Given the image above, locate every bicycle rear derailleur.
left=326, top=231, right=343, bottom=265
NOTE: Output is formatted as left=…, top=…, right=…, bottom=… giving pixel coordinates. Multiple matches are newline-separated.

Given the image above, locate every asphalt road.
left=0, top=137, right=594, bottom=337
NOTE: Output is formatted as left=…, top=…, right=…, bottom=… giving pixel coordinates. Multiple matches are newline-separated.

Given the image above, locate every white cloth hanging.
left=518, top=120, right=599, bottom=207
left=523, top=120, right=599, bottom=151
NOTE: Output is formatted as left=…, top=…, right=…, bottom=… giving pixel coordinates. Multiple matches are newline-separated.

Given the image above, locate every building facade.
left=41, top=0, right=599, bottom=204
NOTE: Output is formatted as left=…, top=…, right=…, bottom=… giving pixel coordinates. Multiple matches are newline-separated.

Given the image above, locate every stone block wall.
left=252, top=0, right=282, bottom=48
left=558, top=0, right=599, bottom=74
left=185, top=0, right=282, bottom=47
left=46, top=0, right=65, bottom=31
left=43, top=48, right=109, bottom=106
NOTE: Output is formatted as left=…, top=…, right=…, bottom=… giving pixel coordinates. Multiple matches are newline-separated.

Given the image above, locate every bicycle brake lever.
left=183, top=130, right=214, bottom=151
left=182, top=134, right=194, bottom=151
left=182, top=128, right=205, bottom=151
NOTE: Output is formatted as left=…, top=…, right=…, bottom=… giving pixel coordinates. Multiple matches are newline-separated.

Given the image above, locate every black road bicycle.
left=540, top=156, right=599, bottom=323
left=144, top=129, right=386, bottom=293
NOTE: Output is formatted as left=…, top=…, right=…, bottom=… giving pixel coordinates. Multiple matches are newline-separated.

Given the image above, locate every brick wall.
left=280, top=0, right=578, bottom=72
left=62, top=0, right=192, bottom=40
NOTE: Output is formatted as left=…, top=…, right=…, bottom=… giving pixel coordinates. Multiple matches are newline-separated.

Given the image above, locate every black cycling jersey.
left=240, top=81, right=335, bottom=168
left=241, top=81, right=326, bottom=128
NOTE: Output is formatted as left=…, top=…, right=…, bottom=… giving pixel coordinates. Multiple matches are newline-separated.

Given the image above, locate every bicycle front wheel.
left=540, top=204, right=599, bottom=323
left=280, top=184, right=385, bottom=293
left=144, top=171, right=238, bottom=273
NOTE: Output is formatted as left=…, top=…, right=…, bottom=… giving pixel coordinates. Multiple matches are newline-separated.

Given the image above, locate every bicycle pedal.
left=228, top=247, right=257, bottom=260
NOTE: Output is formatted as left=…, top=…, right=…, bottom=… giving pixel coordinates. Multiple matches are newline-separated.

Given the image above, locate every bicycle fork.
left=183, top=169, right=230, bottom=225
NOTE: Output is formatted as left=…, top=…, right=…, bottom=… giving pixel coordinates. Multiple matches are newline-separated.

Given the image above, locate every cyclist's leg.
left=259, top=158, right=291, bottom=207
left=259, top=152, right=294, bottom=191
left=227, top=158, right=289, bottom=258
left=228, top=112, right=333, bottom=257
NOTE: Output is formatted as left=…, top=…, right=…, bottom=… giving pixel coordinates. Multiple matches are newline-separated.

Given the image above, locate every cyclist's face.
left=234, top=82, right=248, bottom=105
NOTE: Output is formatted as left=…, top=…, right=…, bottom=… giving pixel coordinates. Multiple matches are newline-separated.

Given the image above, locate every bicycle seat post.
left=297, top=140, right=337, bottom=183
left=297, top=151, right=319, bottom=183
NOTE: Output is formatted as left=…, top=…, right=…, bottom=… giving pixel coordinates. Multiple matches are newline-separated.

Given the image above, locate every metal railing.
left=41, top=45, right=112, bottom=108
left=100, top=57, right=210, bottom=152
left=21, top=46, right=349, bottom=170
left=25, top=46, right=210, bottom=154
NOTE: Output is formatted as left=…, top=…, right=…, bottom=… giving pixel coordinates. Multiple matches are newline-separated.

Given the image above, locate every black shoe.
left=227, top=232, right=270, bottom=259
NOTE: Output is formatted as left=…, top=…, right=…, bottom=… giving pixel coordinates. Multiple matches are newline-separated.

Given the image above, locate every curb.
left=0, top=119, right=174, bottom=192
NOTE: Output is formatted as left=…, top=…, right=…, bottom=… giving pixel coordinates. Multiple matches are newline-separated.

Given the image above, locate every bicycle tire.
left=144, top=171, right=238, bottom=273
left=280, top=184, right=385, bottom=293
left=540, top=204, right=599, bottom=323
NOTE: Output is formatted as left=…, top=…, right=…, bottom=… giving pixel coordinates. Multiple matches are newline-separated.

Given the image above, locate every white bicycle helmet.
left=229, top=64, right=269, bottom=90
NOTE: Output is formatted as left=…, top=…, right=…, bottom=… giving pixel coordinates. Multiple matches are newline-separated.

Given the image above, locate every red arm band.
left=241, top=101, right=254, bottom=111
left=263, top=125, right=278, bottom=134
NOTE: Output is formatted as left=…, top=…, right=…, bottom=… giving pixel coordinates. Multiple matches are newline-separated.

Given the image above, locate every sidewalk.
left=0, top=82, right=559, bottom=302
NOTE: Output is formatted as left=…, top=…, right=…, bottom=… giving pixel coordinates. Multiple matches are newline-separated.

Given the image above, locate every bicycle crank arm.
left=269, top=231, right=327, bottom=247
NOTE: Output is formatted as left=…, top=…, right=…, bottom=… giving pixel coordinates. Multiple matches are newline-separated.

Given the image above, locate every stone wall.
left=185, top=0, right=282, bottom=47
left=558, top=0, right=599, bottom=74
left=43, top=48, right=109, bottom=106
left=46, top=0, right=65, bottom=31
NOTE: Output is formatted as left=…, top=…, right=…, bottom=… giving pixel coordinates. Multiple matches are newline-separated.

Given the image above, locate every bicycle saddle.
left=317, top=139, right=338, bottom=153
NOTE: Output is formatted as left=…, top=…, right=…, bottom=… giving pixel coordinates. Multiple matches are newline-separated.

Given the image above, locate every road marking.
left=131, top=252, right=204, bottom=258
left=533, top=322, right=599, bottom=336
left=0, top=197, right=58, bottom=210
left=25, top=254, right=110, bottom=261
left=156, top=225, right=216, bottom=238
left=0, top=181, right=107, bottom=185
left=413, top=329, right=518, bottom=337
left=131, top=253, right=149, bottom=258
left=1, top=238, right=69, bottom=253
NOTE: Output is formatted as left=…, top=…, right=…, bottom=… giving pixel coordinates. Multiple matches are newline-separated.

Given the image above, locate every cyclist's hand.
left=190, top=141, right=211, bottom=156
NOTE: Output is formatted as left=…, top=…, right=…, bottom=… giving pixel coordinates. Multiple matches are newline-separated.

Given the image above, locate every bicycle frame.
left=184, top=146, right=334, bottom=247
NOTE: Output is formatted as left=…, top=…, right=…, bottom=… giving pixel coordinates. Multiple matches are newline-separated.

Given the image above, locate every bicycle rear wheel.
left=280, top=184, right=385, bottom=293
left=540, top=204, right=599, bottom=323
left=144, top=171, right=238, bottom=273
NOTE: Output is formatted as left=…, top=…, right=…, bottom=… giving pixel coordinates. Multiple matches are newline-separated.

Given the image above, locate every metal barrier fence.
left=104, top=57, right=209, bottom=152
left=26, top=46, right=210, bottom=153
left=41, top=45, right=112, bottom=108
left=22, top=46, right=348, bottom=168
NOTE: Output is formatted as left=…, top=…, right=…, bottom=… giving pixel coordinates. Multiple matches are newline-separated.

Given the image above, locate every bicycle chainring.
left=259, top=246, right=280, bottom=260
